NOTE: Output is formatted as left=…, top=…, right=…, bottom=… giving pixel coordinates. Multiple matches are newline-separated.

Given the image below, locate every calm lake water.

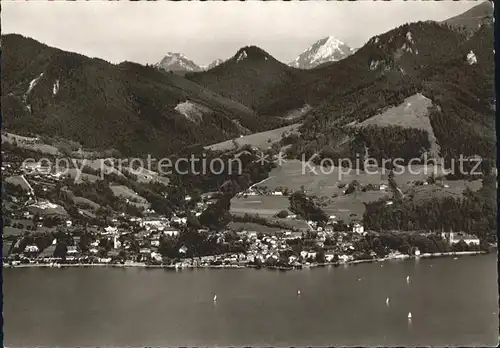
left=3, top=254, right=499, bottom=347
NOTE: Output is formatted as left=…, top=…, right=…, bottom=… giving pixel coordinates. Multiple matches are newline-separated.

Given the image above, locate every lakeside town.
left=3, top=145, right=493, bottom=270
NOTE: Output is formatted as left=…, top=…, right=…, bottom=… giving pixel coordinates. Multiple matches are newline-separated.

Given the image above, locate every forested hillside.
left=186, top=46, right=309, bottom=125
left=1, top=34, right=260, bottom=157
left=289, top=19, right=495, bottom=165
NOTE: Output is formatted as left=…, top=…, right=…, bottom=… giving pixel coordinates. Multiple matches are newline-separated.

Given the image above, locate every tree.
left=316, top=249, right=326, bottom=263
left=276, top=210, right=289, bottom=218
left=79, top=232, right=92, bottom=253
left=54, top=242, right=68, bottom=259
left=427, top=172, right=436, bottom=185
left=186, top=213, right=202, bottom=230
left=99, top=238, right=112, bottom=252
left=199, top=194, right=231, bottom=229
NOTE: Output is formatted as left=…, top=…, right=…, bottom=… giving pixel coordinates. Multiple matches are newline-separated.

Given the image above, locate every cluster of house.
left=237, top=187, right=285, bottom=197
left=4, top=218, right=185, bottom=265
left=307, top=218, right=365, bottom=235
left=440, top=230, right=480, bottom=246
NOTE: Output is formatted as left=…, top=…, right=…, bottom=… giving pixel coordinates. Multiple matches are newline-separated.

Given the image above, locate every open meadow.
left=256, top=160, right=483, bottom=223
left=205, top=123, right=300, bottom=151
left=230, top=194, right=290, bottom=217
left=109, top=185, right=150, bottom=209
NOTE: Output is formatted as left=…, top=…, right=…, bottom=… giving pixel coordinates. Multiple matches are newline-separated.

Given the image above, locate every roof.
left=451, top=232, right=480, bottom=241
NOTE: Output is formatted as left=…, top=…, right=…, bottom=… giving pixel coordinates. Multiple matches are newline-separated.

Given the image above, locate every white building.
left=113, top=235, right=121, bottom=249
left=67, top=246, right=78, bottom=255
left=171, top=216, right=187, bottom=225
left=352, top=223, right=364, bottom=234
left=442, top=231, right=480, bottom=245
left=306, top=252, right=317, bottom=260
left=24, top=245, right=39, bottom=253
left=104, top=226, right=118, bottom=235
left=140, top=219, right=165, bottom=228
left=140, top=248, right=151, bottom=255
left=467, top=50, right=477, bottom=65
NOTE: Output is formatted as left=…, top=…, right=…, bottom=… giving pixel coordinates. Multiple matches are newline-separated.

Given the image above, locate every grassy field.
left=110, top=184, right=150, bottom=209
left=317, top=191, right=391, bottom=222
left=264, top=160, right=458, bottom=196
left=66, top=169, right=100, bottom=183
left=74, top=159, right=125, bottom=177
left=410, top=181, right=482, bottom=203
left=1, top=133, right=61, bottom=155
left=3, top=227, right=27, bottom=237
left=227, top=222, right=283, bottom=234
left=258, top=160, right=483, bottom=223
left=28, top=203, right=68, bottom=217
left=132, top=167, right=170, bottom=186
left=355, top=93, right=440, bottom=157
left=5, top=175, right=31, bottom=191
left=273, top=218, right=311, bottom=231
left=61, top=188, right=102, bottom=211
left=228, top=219, right=310, bottom=234
left=73, top=196, right=101, bottom=211
left=205, top=123, right=301, bottom=151
left=230, top=195, right=290, bottom=217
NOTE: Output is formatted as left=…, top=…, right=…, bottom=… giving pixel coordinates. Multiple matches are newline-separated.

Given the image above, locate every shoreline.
left=3, top=251, right=489, bottom=269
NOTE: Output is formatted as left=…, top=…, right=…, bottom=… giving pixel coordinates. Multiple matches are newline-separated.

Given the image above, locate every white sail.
left=408, top=312, right=412, bottom=319
left=213, top=295, right=217, bottom=302
left=386, top=297, right=390, bottom=306
left=406, top=276, right=410, bottom=284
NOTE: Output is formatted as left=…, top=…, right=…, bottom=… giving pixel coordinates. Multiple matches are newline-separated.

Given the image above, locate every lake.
left=3, top=254, right=498, bottom=347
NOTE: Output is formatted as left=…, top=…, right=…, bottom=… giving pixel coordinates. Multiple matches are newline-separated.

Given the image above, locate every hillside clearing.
left=230, top=195, right=290, bottom=217
left=110, top=185, right=150, bottom=209
left=205, top=123, right=301, bottom=151
left=5, top=175, right=32, bottom=191
left=2, top=132, right=61, bottom=155
left=355, top=93, right=440, bottom=157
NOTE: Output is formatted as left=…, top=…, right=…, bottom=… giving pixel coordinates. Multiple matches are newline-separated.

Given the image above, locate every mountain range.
left=1, top=2, right=494, bottom=161
left=155, top=36, right=354, bottom=73
left=155, top=53, right=225, bottom=73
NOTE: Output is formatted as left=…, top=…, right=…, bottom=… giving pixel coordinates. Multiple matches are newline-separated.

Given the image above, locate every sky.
left=2, top=0, right=479, bottom=67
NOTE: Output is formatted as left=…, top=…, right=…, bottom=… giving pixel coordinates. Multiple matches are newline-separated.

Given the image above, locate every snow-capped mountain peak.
left=155, top=52, right=201, bottom=72
left=289, top=36, right=354, bottom=69
left=206, top=58, right=224, bottom=70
